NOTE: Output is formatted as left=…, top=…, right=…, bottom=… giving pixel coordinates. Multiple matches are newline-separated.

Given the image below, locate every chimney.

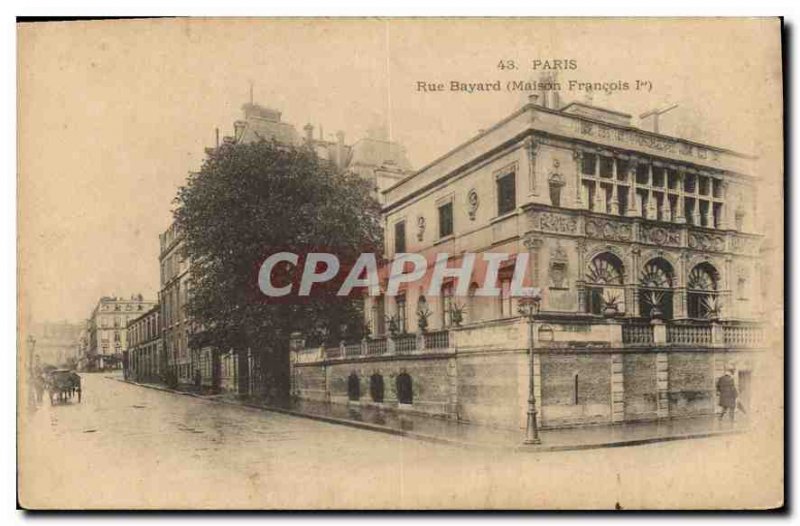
left=233, top=121, right=246, bottom=142
left=303, top=123, right=314, bottom=143
left=528, top=93, right=540, bottom=106
left=336, top=130, right=345, bottom=168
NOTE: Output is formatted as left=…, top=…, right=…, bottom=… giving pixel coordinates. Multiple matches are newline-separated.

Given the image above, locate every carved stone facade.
left=292, top=97, right=764, bottom=432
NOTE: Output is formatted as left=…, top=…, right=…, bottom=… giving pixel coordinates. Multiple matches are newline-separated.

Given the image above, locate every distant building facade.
left=27, top=321, right=84, bottom=368
left=291, top=94, right=766, bottom=431
left=87, top=295, right=156, bottom=370
left=125, top=304, right=162, bottom=382
left=159, top=222, right=195, bottom=385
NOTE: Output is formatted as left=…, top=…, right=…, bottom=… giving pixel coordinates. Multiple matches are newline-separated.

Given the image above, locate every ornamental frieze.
left=584, top=218, right=632, bottom=241
left=688, top=231, right=725, bottom=252
left=529, top=210, right=579, bottom=234
left=640, top=223, right=682, bottom=247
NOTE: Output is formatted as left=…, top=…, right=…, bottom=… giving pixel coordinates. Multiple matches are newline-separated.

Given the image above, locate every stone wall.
left=291, top=349, right=751, bottom=430
left=540, top=353, right=612, bottom=427
left=668, top=351, right=715, bottom=416
left=320, top=356, right=455, bottom=417
left=623, top=352, right=658, bottom=420
left=456, top=351, right=525, bottom=428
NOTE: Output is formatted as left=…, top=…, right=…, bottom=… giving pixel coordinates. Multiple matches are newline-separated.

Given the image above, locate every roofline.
left=383, top=102, right=755, bottom=196
left=560, top=101, right=632, bottom=118
left=127, top=304, right=161, bottom=327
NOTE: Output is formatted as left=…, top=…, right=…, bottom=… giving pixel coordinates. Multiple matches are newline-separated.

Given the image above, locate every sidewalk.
left=115, top=376, right=747, bottom=452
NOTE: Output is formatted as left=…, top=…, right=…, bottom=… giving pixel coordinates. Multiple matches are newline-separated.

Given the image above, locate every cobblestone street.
left=18, top=373, right=780, bottom=510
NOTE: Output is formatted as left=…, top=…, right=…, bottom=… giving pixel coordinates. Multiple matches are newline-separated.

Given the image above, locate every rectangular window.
left=394, top=220, right=406, bottom=253
left=581, top=153, right=596, bottom=175
left=497, top=172, right=516, bottom=215
left=438, top=202, right=453, bottom=238
left=396, top=294, right=407, bottom=333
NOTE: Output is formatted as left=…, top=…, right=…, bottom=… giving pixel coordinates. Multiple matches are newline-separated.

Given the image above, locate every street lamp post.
left=518, top=290, right=542, bottom=445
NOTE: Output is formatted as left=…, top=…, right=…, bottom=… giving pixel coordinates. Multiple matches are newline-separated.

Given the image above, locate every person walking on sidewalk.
left=716, top=367, right=738, bottom=422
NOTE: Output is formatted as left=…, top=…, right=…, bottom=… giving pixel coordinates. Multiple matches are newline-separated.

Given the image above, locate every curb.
left=113, top=377, right=745, bottom=453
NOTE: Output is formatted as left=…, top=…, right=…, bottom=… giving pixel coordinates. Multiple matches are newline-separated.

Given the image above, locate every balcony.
left=292, top=318, right=765, bottom=366
left=296, top=330, right=453, bottom=363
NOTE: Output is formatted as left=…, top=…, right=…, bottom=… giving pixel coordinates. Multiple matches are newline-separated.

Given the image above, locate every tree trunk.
left=236, top=350, right=249, bottom=396
left=211, top=348, right=222, bottom=393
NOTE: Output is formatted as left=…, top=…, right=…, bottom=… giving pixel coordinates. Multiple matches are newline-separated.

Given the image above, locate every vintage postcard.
left=17, top=18, right=784, bottom=510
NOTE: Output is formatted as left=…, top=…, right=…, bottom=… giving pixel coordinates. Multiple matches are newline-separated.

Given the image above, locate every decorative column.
left=576, top=239, right=587, bottom=313
left=674, top=252, right=688, bottom=319
left=626, top=161, right=640, bottom=217
left=675, top=171, right=686, bottom=224
left=646, top=189, right=657, bottom=220
left=573, top=150, right=584, bottom=208
left=645, top=164, right=657, bottom=219
left=594, top=184, right=605, bottom=213
left=630, top=246, right=641, bottom=317
left=717, top=180, right=729, bottom=230
left=525, top=137, right=539, bottom=196
left=524, top=234, right=544, bottom=290
left=610, top=182, right=620, bottom=215
left=723, top=255, right=734, bottom=319
left=663, top=195, right=672, bottom=222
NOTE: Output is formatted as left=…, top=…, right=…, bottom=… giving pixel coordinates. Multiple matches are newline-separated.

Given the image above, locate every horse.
left=46, top=370, right=81, bottom=405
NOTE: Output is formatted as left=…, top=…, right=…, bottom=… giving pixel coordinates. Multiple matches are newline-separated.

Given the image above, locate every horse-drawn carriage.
left=45, top=369, right=81, bottom=404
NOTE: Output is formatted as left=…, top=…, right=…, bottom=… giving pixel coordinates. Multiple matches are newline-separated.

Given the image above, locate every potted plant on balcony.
left=386, top=314, right=401, bottom=339
left=701, top=295, right=722, bottom=321
left=449, top=302, right=466, bottom=327
left=644, top=290, right=665, bottom=320
left=416, top=302, right=432, bottom=333
left=601, top=291, right=621, bottom=317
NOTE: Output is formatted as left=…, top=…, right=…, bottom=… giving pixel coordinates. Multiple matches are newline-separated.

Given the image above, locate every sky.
left=17, top=18, right=782, bottom=324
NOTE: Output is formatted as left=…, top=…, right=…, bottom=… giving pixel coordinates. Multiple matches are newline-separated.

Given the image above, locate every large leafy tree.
left=173, top=139, right=382, bottom=399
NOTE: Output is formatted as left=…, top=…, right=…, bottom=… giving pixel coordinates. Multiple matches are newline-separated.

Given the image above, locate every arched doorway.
left=687, top=262, right=720, bottom=318
left=370, top=373, right=385, bottom=403
left=396, top=372, right=413, bottom=404
left=639, top=258, right=675, bottom=319
left=347, top=372, right=360, bottom=401
left=585, top=252, right=625, bottom=315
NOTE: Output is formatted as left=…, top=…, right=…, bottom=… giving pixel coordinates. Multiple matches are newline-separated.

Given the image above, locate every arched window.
left=687, top=263, right=720, bottom=318
left=370, top=373, right=385, bottom=403
left=585, top=253, right=625, bottom=315
left=639, top=258, right=674, bottom=319
left=396, top=372, right=413, bottom=404
left=347, top=372, right=360, bottom=401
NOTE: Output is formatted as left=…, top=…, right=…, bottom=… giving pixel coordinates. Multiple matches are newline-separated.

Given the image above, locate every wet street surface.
left=18, top=373, right=780, bottom=509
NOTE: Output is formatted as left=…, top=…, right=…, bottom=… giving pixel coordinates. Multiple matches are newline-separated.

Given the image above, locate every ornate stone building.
left=291, top=95, right=765, bottom=430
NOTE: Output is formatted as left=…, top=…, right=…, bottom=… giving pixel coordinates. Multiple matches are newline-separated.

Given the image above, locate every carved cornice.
left=585, top=217, right=632, bottom=242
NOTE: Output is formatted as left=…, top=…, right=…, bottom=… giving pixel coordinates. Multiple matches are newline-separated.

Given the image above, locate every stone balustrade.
left=292, top=319, right=764, bottom=365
